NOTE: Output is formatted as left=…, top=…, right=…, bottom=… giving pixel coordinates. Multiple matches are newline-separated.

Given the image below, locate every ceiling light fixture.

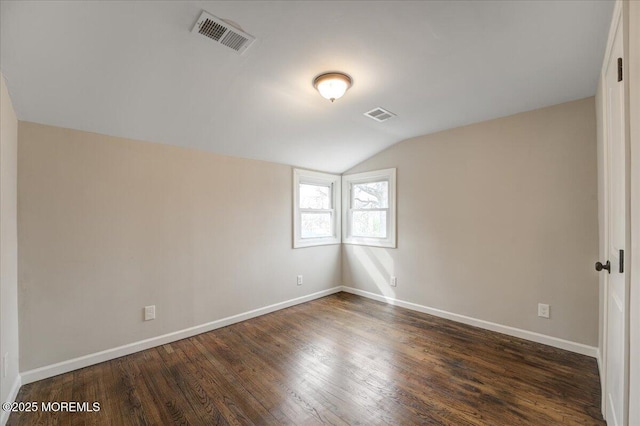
left=313, top=72, right=352, bottom=102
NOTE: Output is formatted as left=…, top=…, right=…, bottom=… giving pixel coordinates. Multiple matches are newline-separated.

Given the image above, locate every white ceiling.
left=0, top=1, right=613, bottom=173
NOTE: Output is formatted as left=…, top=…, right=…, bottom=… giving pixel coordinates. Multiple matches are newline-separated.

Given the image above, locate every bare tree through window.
left=352, top=181, right=388, bottom=238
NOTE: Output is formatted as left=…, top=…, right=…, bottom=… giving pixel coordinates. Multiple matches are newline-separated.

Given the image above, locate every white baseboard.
left=1, top=374, right=22, bottom=426
left=21, top=286, right=342, bottom=385
left=340, top=286, right=598, bottom=358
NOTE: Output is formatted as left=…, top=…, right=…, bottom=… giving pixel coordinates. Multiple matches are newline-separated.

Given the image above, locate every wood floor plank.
left=7, top=293, right=605, bottom=425
left=277, top=305, right=490, bottom=424
left=320, top=294, right=602, bottom=423
left=196, top=331, right=343, bottom=425
left=222, top=322, right=371, bottom=425
left=242, top=310, right=444, bottom=424
left=198, top=332, right=328, bottom=425
left=142, top=344, right=225, bottom=425
left=168, top=338, right=272, bottom=425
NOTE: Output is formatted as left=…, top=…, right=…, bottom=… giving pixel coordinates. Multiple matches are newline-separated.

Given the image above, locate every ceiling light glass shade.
left=313, top=72, right=352, bottom=102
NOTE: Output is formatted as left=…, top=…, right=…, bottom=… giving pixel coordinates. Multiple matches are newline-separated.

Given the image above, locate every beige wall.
left=0, top=74, right=20, bottom=406
left=18, top=122, right=341, bottom=371
left=343, top=97, right=599, bottom=346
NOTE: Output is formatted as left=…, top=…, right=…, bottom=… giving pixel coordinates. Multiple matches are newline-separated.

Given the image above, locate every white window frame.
left=293, top=169, right=341, bottom=248
left=342, top=168, right=397, bottom=248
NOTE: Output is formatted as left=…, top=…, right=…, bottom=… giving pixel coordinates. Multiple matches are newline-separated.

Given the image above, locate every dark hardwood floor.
left=8, top=292, right=604, bottom=425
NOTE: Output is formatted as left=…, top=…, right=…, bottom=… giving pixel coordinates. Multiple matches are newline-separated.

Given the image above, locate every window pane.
left=301, top=212, right=332, bottom=238
left=352, top=181, right=388, bottom=209
left=352, top=211, right=387, bottom=238
left=300, top=184, right=331, bottom=209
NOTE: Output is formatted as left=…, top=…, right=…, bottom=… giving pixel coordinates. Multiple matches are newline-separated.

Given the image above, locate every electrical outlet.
left=390, top=276, right=397, bottom=287
left=144, top=305, right=156, bottom=321
left=538, top=303, right=550, bottom=319
left=2, top=352, right=8, bottom=378
left=297, top=275, right=303, bottom=286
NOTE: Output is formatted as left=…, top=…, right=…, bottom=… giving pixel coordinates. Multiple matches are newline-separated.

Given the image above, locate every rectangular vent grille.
left=199, top=19, right=227, bottom=41
left=221, top=31, right=249, bottom=51
left=192, top=11, right=255, bottom=55
left=364, top=107, right=396, bottom=122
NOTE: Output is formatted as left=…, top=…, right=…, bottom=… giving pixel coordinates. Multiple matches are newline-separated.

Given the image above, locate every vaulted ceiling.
left=0, top=1, right=613, bottom=172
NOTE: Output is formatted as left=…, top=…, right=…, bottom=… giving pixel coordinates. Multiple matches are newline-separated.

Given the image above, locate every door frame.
left=628, top=0, right=640, bottom=424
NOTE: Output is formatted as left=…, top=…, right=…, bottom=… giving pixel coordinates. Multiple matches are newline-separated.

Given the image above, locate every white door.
left=602, top=6, right=628, bottom=425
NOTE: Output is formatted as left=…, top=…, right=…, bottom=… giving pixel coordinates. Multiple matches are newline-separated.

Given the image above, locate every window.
left=293, top=169, right=341, bottom=248
left=342, top=168, right=396, bottom=248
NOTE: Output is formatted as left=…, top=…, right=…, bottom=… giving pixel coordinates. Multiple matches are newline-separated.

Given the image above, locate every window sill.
left=293, top=238, right=341, bottom=249
left=342, top=238, right=396, bottom=248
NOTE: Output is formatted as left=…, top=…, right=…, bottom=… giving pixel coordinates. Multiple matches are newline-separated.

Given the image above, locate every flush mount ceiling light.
left=313, top=72, right=352, bottom=102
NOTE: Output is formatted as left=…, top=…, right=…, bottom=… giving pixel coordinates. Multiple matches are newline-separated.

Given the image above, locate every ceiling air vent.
left=364, top=107, right=396, bottom=122
left=192, top=11, right=255, bottom=55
